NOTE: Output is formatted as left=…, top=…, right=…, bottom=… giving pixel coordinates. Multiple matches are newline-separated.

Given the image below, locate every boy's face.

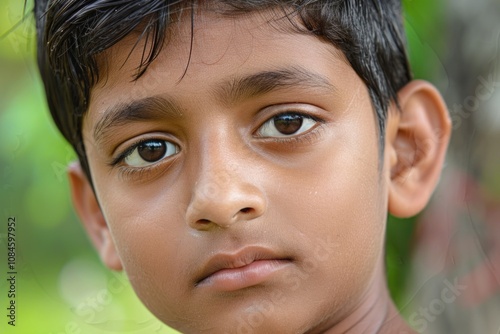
left=79, top=9, right=394, bottom=333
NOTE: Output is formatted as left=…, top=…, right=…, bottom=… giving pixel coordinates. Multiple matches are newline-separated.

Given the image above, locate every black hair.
left=34, top=0, right=412, bottom=181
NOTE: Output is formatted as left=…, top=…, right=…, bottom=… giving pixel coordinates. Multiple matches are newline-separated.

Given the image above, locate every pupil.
left=274, top=114, right=303, bottom=135
left=138, top=141, right=166, bottom=162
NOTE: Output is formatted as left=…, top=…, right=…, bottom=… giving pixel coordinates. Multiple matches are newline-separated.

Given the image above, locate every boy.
left=34, top=0, right=451, bottom=333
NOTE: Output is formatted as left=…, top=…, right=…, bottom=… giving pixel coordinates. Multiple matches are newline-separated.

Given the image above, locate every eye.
left=257, top=113, right=317, bottom=137
left=123, top=139, right=179, bottom=167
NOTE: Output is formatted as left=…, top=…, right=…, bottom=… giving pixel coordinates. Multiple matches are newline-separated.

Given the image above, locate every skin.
left=69, top=8, right=451, bottom=334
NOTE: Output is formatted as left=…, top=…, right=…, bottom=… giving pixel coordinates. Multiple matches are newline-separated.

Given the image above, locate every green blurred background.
left=1, top=0, right=498, bottom=333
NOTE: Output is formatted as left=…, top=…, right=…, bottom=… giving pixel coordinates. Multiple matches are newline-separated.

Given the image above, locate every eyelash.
left=110, top=111, right=325, bottom=179
left=110, top=138, right=152, bottom=166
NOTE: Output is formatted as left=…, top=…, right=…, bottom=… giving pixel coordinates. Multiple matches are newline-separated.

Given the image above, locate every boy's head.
left=35, top=1, right=451, bottom=332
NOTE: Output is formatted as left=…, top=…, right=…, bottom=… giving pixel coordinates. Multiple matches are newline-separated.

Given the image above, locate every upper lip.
left=195, top=246, right=292, bottom=285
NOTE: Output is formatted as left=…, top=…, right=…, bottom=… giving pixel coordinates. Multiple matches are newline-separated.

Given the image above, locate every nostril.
left=240, top=207, right=252, bottom=214
left=198, top=219, right=211, bottom=224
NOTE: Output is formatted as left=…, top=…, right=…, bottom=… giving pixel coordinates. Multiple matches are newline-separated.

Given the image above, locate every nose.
left=185, top=148, right=267, bottom=230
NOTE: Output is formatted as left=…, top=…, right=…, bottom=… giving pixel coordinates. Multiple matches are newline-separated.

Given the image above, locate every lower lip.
left=198, top=260, right=292, bottom=292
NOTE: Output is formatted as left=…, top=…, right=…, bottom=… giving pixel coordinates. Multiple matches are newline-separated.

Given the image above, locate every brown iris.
left=274, top=114, right=303, bottom=135
left=137, top=141, right=167, bottom=162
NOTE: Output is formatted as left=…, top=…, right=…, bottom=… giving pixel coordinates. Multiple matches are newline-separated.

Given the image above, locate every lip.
left=195, top=246, right=293, bottom=291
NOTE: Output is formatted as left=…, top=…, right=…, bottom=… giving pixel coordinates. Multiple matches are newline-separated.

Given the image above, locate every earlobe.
left=386, top=80, right=452, bottom=218
left=68, top=162, right=123, bottom=271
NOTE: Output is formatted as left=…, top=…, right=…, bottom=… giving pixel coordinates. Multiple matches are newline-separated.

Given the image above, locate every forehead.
left=86, top=8, right=352, bottom=131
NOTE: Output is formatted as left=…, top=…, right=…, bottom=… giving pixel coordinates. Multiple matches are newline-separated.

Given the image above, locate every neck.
left=310, top=258, right=416, bottom=334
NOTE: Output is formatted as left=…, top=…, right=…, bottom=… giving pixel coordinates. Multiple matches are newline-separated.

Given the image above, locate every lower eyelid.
left=115, top=153, right=180, bottom=182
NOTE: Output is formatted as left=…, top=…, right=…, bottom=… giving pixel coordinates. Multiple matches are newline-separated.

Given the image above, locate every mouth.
left=195, top=246, right=294, bottom=292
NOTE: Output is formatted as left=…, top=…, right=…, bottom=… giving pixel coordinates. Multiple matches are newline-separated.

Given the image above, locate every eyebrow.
left=93, top=96, right=184, bottom=146
left=93, top=66, right=334, bottom=145
left=215, top=66, right=334, bottom=105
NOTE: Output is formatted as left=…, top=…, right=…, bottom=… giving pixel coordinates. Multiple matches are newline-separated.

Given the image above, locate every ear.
left=68, top=162, right=123, bottom=271
left=386, top=80, right=452, bottom=218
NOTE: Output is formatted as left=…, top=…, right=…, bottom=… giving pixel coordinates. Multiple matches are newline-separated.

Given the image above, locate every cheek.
left=329, top=119, right=386, bottom=271
left=273, top=152, right=385, bottom=264
left=269, top=102, right=386, bottom=297
left=96, top=185, right=195, bottom=320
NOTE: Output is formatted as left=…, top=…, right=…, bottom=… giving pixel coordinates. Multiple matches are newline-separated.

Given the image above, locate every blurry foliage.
left=0, top=0, right=446, bottom=332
